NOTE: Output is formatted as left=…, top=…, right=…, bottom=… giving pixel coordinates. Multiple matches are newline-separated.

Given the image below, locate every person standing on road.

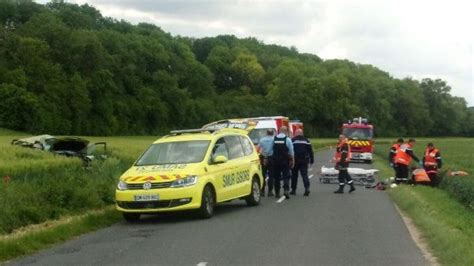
left=271, top=126, right=294, bottom=199
left=422, top=142, right=442, bottom=186
left=334, top=135, right=356, bottom=194
left=388, top=138, right=404, bottom=175
left=291, top=129, right=314, bottom=196
left=393, top=138, right=421, bottom=184
left=257, top=129, right=275, bottom=196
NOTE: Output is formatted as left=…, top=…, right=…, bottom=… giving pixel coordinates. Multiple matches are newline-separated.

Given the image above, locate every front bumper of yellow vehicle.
left=115, top=184, right=203, bottom=213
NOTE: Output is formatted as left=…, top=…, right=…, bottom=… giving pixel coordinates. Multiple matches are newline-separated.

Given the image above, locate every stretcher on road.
left=319, top=166, right=378, bottom=186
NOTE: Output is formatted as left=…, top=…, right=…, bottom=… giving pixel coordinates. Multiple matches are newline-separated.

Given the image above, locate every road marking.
left=309, top=174, right=314, bottom=179
left=276, top=196, right=286, bottom=203
left=197, top=262, right=208, bottom=266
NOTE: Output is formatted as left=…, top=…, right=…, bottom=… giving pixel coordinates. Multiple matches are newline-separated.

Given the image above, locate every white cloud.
left=64, top=0, right=474, bottom=105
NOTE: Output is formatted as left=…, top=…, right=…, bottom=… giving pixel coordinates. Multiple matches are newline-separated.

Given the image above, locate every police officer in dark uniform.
left=334, top=135, right=355, bottom=194
left=271, top=126, right=294, bottom=199
left=291, top=129, right=314, bottom=196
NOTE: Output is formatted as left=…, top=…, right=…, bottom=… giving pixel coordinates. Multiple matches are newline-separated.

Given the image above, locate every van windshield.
left=248, top=128, right=271, bottom=145
left=135, top=140, right=210, bottom=166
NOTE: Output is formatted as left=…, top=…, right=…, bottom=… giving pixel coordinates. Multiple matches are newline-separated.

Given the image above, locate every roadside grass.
left=0, top=130, right=157, bottom=261
left=390, top=186, right=474, bottom=265
left=373, top=154, right=474, bottom=266
left=0, top=132, right=157, bottom=233
left=0, top=207, right=122, bottom=262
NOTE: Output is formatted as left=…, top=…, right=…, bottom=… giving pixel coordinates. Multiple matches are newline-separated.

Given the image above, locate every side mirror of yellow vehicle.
left=213, top=155, right=228, bottom=164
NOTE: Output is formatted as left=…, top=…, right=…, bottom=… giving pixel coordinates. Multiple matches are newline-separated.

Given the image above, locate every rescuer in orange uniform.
left=393, top=138, right=421, bottom=184
left=334, top=135, right=355, bottom=194
left=388, top=138, right=404, bottom=170
left=422, top=143, right=442, bottom=186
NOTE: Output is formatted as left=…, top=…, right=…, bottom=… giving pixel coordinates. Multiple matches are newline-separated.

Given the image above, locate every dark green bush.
left=440, top=177, right=474, bottom=210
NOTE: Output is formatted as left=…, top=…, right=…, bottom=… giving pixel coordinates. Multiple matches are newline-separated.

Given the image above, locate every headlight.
left=117, top=180, right=127, bottom=190
left=170, top=175, right=198, bottom=188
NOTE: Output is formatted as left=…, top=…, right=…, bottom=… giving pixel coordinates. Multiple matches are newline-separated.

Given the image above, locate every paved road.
left=11, top=150, right=429, bottom=266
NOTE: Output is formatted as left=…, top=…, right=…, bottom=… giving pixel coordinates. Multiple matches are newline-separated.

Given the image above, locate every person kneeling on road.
left=291, top=129, right=314, bottom=196
left=334, top=135, right=355, bottom=194
left=271, top=126, right=294, bottom=199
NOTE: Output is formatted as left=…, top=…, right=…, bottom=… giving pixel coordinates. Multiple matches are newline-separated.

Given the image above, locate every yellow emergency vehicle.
left=115, top=128, right=263, bottom=221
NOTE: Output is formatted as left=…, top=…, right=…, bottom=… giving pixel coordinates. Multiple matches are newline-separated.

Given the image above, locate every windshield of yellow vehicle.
left=135, top=140, right=210, bottom=166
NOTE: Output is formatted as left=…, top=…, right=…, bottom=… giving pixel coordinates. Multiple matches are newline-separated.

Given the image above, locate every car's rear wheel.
left=123, top=212, right=140, bottom=222
left=198, top=185, right=215, bottom=219
left=245, top=177, right=261, bottom=206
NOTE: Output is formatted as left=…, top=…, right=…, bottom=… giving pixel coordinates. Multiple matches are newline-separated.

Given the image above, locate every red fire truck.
left=289, top=120, right=304, bottom=137
left=341, top=117, right=374, bottom=163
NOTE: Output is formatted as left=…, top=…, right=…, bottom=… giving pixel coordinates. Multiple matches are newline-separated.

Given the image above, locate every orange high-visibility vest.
left=334, top=139, right=351, bottom=163
left=424, top=148, right=439, bottom=167
left=389, top=143, right=401, bottom=163
left=394, top=143, right=413, bottom=165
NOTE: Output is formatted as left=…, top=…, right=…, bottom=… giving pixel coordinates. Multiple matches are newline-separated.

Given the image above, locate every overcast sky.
left=51, top=0, right=473, bottom=105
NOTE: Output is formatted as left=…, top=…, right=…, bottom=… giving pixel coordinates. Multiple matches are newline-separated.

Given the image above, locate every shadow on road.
left=124, top=201, right=251, bottom=225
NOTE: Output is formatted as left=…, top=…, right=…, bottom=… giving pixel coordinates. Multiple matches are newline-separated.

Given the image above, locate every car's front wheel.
left=198, top=184, right=215, bottom=219
left=245, top=177, right=261, bottom=206
left=123, top=212, right=140, bottom=222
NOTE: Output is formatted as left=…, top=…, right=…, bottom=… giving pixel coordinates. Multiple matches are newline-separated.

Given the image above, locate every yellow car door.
left=238, top=135, right=258, bottom=195
left=207, top=137, right=236, bottom=202
left=223, top=135, right=250, bottom=199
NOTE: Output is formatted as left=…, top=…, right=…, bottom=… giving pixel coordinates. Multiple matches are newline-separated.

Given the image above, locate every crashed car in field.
left=11, top=135, right=107, bottom=166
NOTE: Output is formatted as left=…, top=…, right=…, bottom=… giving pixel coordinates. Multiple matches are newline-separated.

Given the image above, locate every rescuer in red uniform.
left=388, top=138, right=404, bottom=175
left=334, top=135, right=355, bottom=194
left=422, top=143, right=442, bottom=186
left=393, top=139, right=420, bottom=184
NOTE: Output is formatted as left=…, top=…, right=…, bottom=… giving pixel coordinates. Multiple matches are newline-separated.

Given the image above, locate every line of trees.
left=0, top=1, right=473, bottom=137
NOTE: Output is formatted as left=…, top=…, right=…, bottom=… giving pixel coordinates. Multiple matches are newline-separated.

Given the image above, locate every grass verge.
left=373, top=155, right=474, bottom=266
left=0, top=206, right=121, bottom=263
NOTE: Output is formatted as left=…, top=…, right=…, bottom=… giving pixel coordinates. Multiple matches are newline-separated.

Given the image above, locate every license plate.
left=134, top=194, right=159, bottom=201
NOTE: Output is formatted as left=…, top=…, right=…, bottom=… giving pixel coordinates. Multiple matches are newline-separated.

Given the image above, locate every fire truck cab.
left=341, top=117, right=374, bottom=163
